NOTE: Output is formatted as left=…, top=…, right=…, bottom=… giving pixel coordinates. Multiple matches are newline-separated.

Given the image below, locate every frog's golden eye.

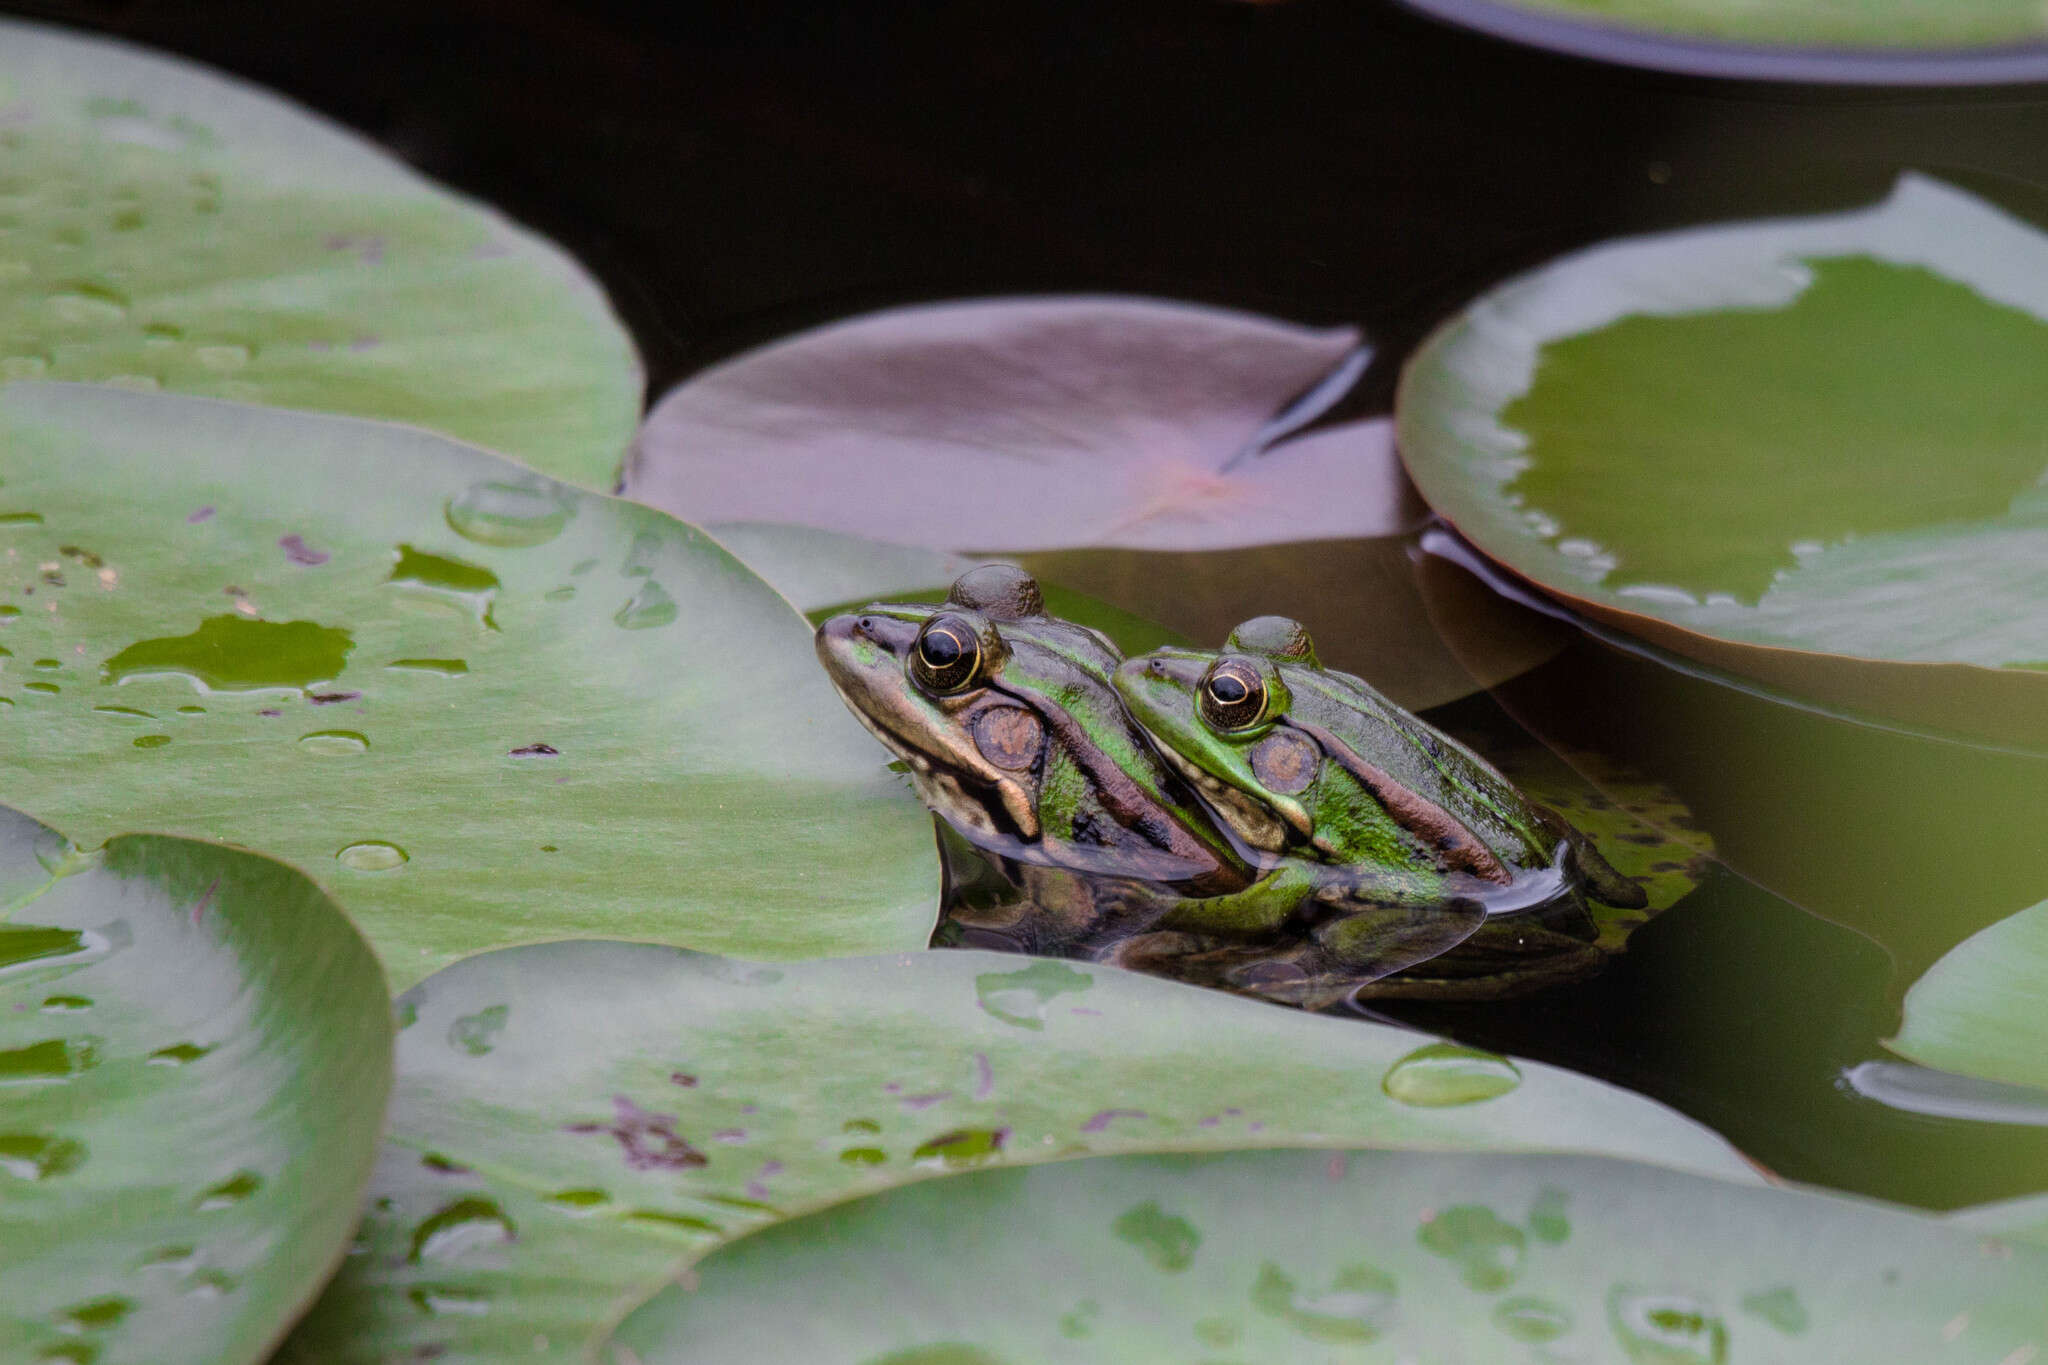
left=911, top=614, right=983, bottom=694
left=1199, top=658, right=1267, bottom=731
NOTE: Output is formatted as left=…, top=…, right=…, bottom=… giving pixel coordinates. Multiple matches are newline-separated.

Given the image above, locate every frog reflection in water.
left=1113, top=615, right=1647, bottom=1000
left=815, top=567, right=1641, bottom=1007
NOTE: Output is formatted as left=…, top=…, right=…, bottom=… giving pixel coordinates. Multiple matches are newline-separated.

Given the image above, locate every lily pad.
left=279, top=943, right=1754, bottom=1362
left=0, top=384, right=936, bottom=988
left=0, top=19, right=640, bottom=485
left=1469, top=727, right=1715, bottom=949
left=628, top=294, right=1560, bottom=707
left=1951, top=1193, right=2048, bottom=1250
left=1397, top=175, right=2048, bottom=745
left=0, top=804, right=391, bottom=1365
left=612, top=1146, right=2048, bottom=1362
left=1395, top=0, right=2048, bottom=83
left=1889, top=898, right=2048, bottom=1092
left=628, top=296, right=1397, bottom=553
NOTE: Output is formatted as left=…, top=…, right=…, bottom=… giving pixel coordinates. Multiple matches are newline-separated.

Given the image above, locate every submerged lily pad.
left=632, top=296, right=1558, bottom=707
left=279, top=943, right=1753, bottom=1363
left=1398, top=175, right=2048, bottom=744
left=0, top=384, right=935, bottom=987
left=1395, top=0, right=2048, bottom=82
left=613, top=1146, right=2048, bottom=1362
left=1889, top=898, right=2048, bottom=1093
left=1472, top=730, right=1714, bottom=949
left=0, top=19, right=639, bottom=484
left=628, top=296, right=1400, bottom=552
left=0, top=804, right=391, bottom=1365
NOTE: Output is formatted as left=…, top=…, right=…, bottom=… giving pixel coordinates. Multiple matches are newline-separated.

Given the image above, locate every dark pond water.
left=23, top=0, right=2048, bottom=1213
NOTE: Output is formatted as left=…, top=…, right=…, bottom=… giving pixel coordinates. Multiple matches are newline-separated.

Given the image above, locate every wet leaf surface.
left=0, top=804, right=390, bottom=1365
left=279, top=943, right=1754, bottom=1363
left=0, top=384, right=936, bottom=988
left=1398, top=175, right=2048, bottom=744
left=612, top=1146, right=2048, bottom=1363
left=0, top=19, right=641, bottom=485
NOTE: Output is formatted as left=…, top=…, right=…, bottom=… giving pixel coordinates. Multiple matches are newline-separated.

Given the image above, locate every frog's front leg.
left=1153, top=858, right=1464, bottom=943
left=1153, top=859, right=1321, bottom=937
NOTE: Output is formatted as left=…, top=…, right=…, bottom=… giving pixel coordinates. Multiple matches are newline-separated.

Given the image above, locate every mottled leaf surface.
left=0, top=385, right=936, bottom=988
left=615, top=1147, right=2048, bottom=1363
left=0, top=19, right=640, bottom=484
left=0, top=805, right=390, bottom=1365
left=1398, top=176, right=2048, bottom=737
left=281, top=943, right=1753, bottom=1363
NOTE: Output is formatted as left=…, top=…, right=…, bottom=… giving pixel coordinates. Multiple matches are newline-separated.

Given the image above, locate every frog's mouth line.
left=1150, top=739, right=1292, bottom=856
left=822, top=670, right=1044, bottom=844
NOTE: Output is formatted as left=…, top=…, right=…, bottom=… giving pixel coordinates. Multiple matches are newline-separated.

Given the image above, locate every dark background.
left=8, top=0, right=2048, bottom=406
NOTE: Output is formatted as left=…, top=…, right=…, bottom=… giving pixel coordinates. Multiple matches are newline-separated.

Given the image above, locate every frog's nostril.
left=1148, top=659, right=1164, bottom=676
left=856, top=616, right=875, bottom=636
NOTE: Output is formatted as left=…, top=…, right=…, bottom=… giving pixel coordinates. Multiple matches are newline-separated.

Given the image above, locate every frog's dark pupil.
left=921, top=629, right=963, bottom=666
left=1209, top=674, right=1248, bottom=704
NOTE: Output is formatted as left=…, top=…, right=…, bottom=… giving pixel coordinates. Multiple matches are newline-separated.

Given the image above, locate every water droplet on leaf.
left=0, top=1132, right=86, bottom=1180
left=613, top=580, right=677, bottom=630
left=1383, top=1043, right=1520, bottom=1107
left=409, top=1197, right=515, bottom=1262
left=103, top=616, right=352, bottom=692
left=445, top=478, right=573, bottom=548
left=1418, top=1205, right=1526, bottom=1291
left=1607, top=1285, right=1728, bottom=1364
left=299, top=730, right=368, bottom=756
left=193, top=1169, right=262, bottom=1210
left=0, top=1036, right=101, bottom=1084
left=1494, top=1296, right=1572, bottom=1343
left=336, top=841, right=407, bottom=872
left=385, top=544, right=500, bottom=629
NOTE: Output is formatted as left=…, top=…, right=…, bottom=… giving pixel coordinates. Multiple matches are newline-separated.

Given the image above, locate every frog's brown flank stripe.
left=1288, top=719, right=1513, bottom=885
left=1010, top=686, right=1246, bottom=894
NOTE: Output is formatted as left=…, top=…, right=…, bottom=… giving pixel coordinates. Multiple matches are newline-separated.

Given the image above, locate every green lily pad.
left=0, top=19, right=639, bottom=485
left=1951, top=1193, right=2048, bottom=1250
left=1397, top=0, right=2048, bottom=83
left=1398, top=175, right=2048, bottom=744
left=612, top=1146, right=2048, bottom=1362
left=1889, top=898, right=2048, bottom=1092
left=0, top=384, right=936, bottom=988
left=0, top=804, right=391, bottom=1365
left=279, top=943, right=1754, bottom=1362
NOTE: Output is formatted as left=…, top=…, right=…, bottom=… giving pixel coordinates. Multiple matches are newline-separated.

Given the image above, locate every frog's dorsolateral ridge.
left=815, top=569, right=1644, bottom=1008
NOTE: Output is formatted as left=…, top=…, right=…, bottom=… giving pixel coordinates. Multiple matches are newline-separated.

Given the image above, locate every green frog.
left=1112, top=615, right=1647, bottom=1000
left=815, top=569, right=1488, bottom=997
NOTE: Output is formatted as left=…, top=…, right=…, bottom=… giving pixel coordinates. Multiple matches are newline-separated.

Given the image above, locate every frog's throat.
left=827, top=678, right=1042, bottom=841
left=1152, top=738, right=1294, bottom=855
left=1285, top=720, right=1514, bottom=886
